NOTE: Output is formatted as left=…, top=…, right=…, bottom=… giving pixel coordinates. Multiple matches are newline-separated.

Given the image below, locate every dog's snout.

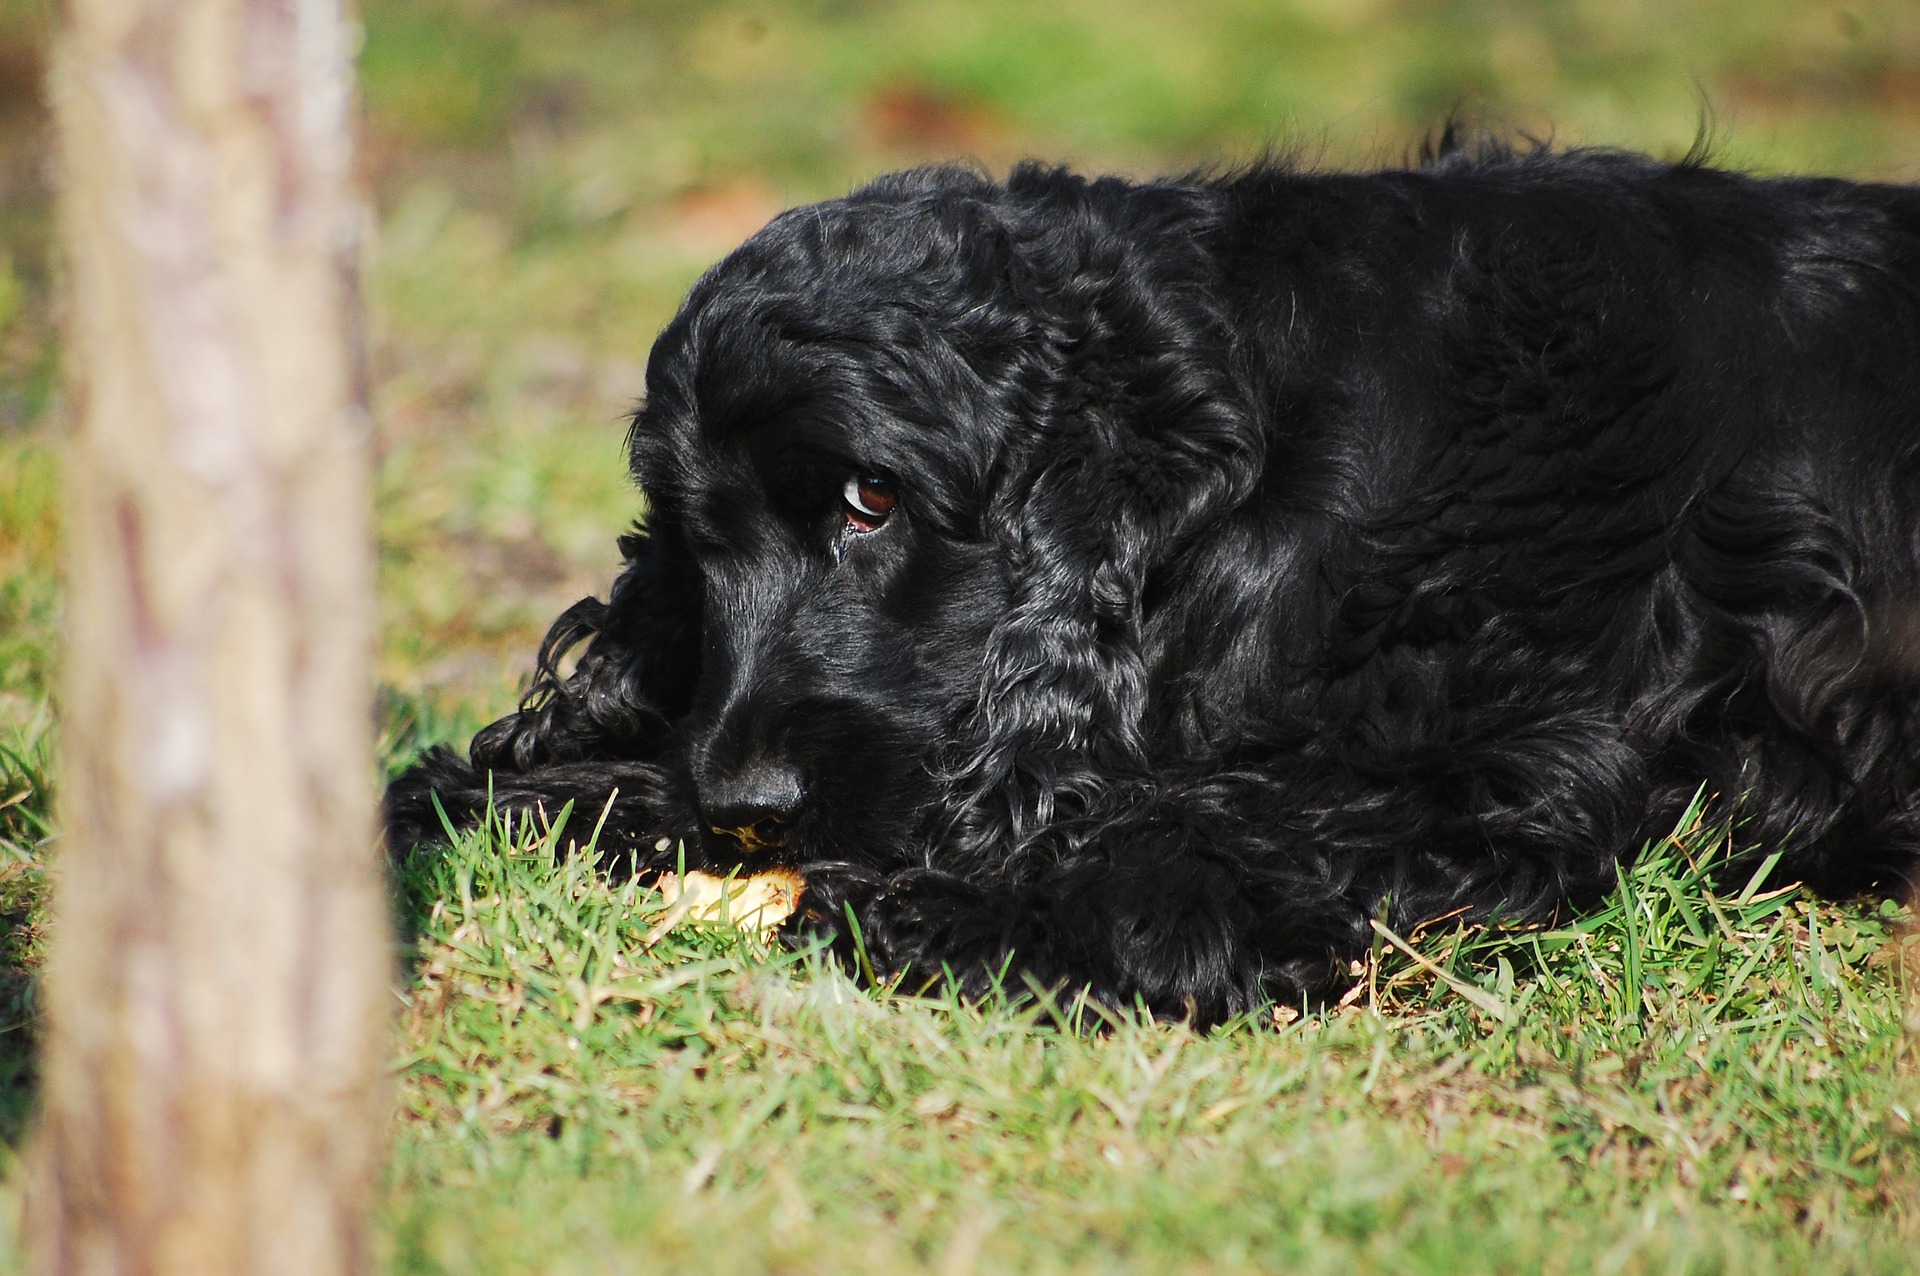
left=702, top=762, right=806, bottom=852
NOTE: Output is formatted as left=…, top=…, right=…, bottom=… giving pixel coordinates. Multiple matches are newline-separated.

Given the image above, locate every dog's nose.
left=701, top=762, right=805, bottom=852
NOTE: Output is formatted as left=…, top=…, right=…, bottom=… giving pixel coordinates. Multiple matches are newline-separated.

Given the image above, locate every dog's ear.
left=469, top=516, right=702, bottom=771
left=937, top=168, right=1263, bottom=863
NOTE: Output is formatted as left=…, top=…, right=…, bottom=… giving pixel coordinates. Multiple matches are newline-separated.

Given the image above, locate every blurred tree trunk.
left=32, top=0, right=388, bottom=1272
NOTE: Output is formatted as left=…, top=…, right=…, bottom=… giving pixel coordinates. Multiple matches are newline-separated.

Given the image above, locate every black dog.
left=388, top=141, right=1920, bottom=1022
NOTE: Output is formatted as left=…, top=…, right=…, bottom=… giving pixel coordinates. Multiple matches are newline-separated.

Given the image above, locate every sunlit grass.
left=0, top=437, right=57, bottom=707
left=381, top=803, right=1918, bottom=1274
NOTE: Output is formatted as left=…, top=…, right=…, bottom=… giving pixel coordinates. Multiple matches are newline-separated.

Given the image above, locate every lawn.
left=3, top=0, right=1920, bottom=1270
left=370, top=800, right=1919, bottom=1275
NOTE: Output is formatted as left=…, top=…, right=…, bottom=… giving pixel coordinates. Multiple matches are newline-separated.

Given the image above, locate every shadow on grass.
left=0, top=708, right=51, bottom=1149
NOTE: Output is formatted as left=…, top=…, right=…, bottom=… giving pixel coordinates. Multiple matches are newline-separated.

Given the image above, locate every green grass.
left=0, top=434, right=54, bottom=1153
left=0, top=707, right=45, bottom=1147
left=381, top=803, right=1918, bottom=1274
left=4, top=0, right=1920, bottom=1269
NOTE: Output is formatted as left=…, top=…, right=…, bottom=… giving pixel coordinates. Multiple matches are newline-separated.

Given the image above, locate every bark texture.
left=34, top=0, right=387, bottom=1271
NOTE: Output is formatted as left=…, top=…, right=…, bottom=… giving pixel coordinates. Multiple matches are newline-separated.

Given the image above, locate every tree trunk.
left=32, top=0, right=388, bottom=1271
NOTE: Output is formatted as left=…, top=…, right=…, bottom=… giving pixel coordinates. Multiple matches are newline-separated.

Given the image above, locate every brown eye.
left=842, top=475, right=898, bottom=532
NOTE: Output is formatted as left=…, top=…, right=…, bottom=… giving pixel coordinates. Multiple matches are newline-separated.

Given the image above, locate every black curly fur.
left=387, top=143, right=1920, bottom=1024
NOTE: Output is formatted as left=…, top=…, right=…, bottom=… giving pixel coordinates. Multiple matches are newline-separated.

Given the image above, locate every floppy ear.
left=469, top=515, right=703, bottom=771
left=936, top=168, right=1263, bottom=865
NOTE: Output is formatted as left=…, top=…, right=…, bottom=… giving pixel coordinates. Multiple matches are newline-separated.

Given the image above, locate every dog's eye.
left=842, top=476, right=898, bottom=533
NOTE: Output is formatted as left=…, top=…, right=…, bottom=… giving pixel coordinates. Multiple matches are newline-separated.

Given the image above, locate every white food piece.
left=645, top=868, right=805, bottom=945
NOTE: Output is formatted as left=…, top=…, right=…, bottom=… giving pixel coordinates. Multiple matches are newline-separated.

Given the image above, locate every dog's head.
left=628, top=165, right=1261, bottom=873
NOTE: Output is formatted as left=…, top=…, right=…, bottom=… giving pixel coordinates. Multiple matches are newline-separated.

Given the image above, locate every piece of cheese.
left=645, top=868, right=805, bottom=945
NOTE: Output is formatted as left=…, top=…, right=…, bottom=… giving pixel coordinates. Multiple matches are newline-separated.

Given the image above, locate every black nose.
left=701, top=762, right=805, bottom=852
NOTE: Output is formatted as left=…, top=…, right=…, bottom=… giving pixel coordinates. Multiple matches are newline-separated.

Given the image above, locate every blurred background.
left=3, top=0, right=1920, bottom=735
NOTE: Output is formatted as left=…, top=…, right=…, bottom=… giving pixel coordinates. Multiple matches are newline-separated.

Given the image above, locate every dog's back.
left=1180, top=150, right=1920, bottom=910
